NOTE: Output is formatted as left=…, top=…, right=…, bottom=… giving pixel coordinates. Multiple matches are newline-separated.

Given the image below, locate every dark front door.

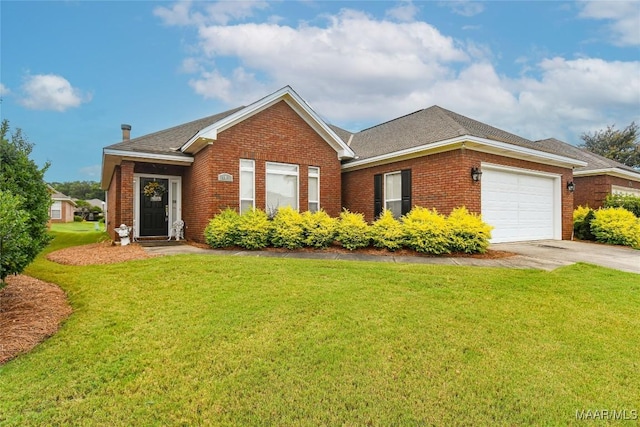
left=140, top=177, right=169, bottom=236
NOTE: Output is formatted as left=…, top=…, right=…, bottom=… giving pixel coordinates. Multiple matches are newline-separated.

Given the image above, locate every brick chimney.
left=121, top=124, right=131, bottom=141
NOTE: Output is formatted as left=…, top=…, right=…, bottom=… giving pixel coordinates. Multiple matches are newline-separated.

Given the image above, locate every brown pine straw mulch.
left=0, top=275, right=73, bottom=365
left=46, top=241, right=152, bottom=265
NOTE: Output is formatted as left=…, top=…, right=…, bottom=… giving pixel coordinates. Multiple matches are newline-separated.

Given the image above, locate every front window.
left=385, top=172, right=402, bottom=218
left=308, top=166, right=320, bottom=212
left=239, top=159, right=255, bottom=214
left=266, top=162, right=298, bottom=214
left=51, top=201, right=62, bottom=219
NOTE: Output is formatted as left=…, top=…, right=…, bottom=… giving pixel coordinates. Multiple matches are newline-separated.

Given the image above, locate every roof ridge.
left=358, top=109, right=425, bottom=133
left=109, top=106, right=246, bottom=147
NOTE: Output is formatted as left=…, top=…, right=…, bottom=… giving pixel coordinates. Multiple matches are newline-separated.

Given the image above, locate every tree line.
left=49, top=180, right=104, bottom=201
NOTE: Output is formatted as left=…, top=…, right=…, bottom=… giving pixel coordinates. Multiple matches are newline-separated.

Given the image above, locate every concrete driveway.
left=490, top=240, right=640, bottom=274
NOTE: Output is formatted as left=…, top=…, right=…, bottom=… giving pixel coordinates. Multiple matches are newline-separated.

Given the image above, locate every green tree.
left=0, top=190, right=30, bottom=284
left=0, top=120, right=52, bottom=281
left=580, top=122, right=640, bottom=169
left=49, top=180, right=104, bottom=200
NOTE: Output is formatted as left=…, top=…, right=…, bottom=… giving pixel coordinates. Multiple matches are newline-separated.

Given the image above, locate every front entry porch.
left=134, top=174, right=182, bottom=240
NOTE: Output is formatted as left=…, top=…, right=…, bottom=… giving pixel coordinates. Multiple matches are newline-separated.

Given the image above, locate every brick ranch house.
left=48, top=185, right=77, bottom=223
left=102, top=86, right=605, bottom=244
left=536, top=138, right=640, bottom=208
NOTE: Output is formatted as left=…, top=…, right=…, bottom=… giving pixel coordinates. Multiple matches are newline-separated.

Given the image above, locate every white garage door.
left=481, top=167, right=558, bottom=243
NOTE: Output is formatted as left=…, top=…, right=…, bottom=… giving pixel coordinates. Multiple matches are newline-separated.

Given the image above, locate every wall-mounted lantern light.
left=567, top=181, right=575, bottom=193
left=471, top=166, right=483, bottom=182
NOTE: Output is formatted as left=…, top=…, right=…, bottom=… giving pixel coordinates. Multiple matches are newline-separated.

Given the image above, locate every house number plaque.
left=218, top=173, right=233, bottom=182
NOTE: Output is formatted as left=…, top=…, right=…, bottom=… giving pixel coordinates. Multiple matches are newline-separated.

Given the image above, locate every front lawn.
left=1, top=232, right=638, bottom=425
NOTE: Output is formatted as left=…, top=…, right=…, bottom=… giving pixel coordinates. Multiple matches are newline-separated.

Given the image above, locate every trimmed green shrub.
left=236, top=208, right=272, bottom=250
left=447, top=206, right=493, bottom=254
left=402, top=207, right=450, bottom=254
left=204, top=208, right=240, bottom=248
left=336, top=210, right=370, bottom=250
left=73, top=215, right=83, bottom=222
left=271, top=206, right=305, bottom=249
left=370, top=209, right=404, bottom=251
left=603, top=193, right=640, bottom=217
left=302, top=210, right=337, bottom=249
left=0, top=190, right=31, bottom=283
left=573, top=206, right=596, bottom=241
left=590, top=207, right=640, bottom=248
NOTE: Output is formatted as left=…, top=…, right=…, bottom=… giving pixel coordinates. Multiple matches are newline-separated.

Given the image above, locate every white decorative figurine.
left=169, top=220, right=185, bottom=241
left=115, top=224, right=132, bottom=246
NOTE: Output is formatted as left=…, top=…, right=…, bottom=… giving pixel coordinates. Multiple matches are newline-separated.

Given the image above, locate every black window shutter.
left=401, top=169, right=412, bottom=215
left=374, top=174, right=383, bottom=219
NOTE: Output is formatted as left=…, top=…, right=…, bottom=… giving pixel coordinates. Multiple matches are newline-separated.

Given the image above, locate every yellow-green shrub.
left=271, top=206, right=305, bottom=249
left=590, top=207, right=640, bottom=248
left=573, top=205, right=596, bottom=241
left=370, top=210, right=405, bottom=251
left=573, top=205, right=592, bottom=223
left=236, top=208, right=272, bottom=250
left=402, top=207, right=450, bottom=254
left=204, top=207, right=239, bottom=248
left=302, top=210, right=337, bottom=249
left=336, top=210, right=370, bottom=250
left=447, top=207, right=493, bottom=254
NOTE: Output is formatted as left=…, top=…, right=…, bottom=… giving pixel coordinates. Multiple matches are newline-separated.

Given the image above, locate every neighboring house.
left=48, top=186, right=77, bottom=223
left=101, top=86, right=589, bottom=244
left=536, top=138, right=640, bottom=208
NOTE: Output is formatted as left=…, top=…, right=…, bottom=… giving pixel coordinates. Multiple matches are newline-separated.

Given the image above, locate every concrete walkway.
left=142, top=240, right=639, bottom=273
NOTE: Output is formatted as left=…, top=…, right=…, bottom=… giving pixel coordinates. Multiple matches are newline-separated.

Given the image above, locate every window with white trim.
left=384, top=171, right=402, bottom=218
left=308, top=166, right=320, bottom=212
left=50, top=201, right=62, bottom=220
left=266, top=162, right=298, bottom=214
left=239, top=159, right=255, bottom=214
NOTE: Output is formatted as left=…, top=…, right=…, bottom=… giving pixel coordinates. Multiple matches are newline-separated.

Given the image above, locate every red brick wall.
left=574, top=175, right=640, bottom=209
left=342, top=149, right=575, bottom=240
left=106, top=161, right=134, bottom=241
left=183, top=100, right=343, bottom=243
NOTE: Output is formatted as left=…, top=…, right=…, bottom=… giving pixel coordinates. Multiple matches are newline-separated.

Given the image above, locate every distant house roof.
left=536, top=138, right=640, bottom=181
left=341, top=106, right=586, bottom=170
left=47, top=185, right=77, bottom=206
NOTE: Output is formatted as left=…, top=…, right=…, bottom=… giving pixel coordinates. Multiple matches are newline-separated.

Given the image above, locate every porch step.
left=136, top=239, right=188, bottom=247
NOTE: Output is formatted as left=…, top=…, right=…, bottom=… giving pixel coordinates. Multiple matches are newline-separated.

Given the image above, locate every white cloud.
left=385, top=1, right=420, bottom=22
left=578, top=0, right=640, bottom=46
left=441, top=1, right=485, bottom=17
left=79, top=164, right=101, bottom=179
left=159, top=2, right=639, bottom=145
left=19, top=74, right=90, bottom=111
left=154, top=0, right=269, bottom=26
left=0, top=83, right=10, bottom=96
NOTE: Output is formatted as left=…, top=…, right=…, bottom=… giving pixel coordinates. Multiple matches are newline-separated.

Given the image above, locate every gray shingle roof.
left=105, top=107, right=245, bottom=157
left=346, top=105, right=567, bottom=161
left=535, top=138, right=640, bottom=175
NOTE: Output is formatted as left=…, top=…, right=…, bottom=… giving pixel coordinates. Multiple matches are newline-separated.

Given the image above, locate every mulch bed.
left=46, top=241, right=153, bottom=265
left=0, top=275, right=72, bottom=365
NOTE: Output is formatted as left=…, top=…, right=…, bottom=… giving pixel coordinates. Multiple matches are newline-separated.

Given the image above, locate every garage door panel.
left=482, top=168, right=557, bottom=243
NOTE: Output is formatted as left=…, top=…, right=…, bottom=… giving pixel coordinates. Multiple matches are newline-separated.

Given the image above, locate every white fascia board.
left=574, top=168, right=640, bottom=181
left=103, top=148, right=194, bottom=164
left=180, top=86, right=355, bottom=159
left=341, top=135, right=587, bottom=171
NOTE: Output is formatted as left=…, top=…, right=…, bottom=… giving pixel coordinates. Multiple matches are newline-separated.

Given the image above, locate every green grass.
left=50, top=221, right=105, bottom=233
left=1, top=232, right=639, bottom=425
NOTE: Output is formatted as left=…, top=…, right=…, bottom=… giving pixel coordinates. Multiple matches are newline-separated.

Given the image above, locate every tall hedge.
left=0, top=120, right=52, bottom=281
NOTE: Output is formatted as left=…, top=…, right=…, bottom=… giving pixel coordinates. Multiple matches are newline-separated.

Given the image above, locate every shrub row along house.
left=101, top=86, right=640, bottom=244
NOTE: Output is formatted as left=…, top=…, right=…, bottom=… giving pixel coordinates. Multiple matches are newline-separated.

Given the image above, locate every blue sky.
left=1, top=1, right=639, bottom=183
